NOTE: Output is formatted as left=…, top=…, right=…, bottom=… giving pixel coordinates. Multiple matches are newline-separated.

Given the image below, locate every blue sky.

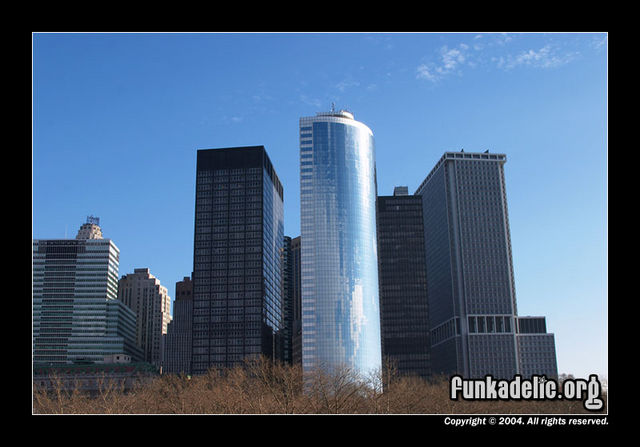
left=32, top=32, right=607, bottom=380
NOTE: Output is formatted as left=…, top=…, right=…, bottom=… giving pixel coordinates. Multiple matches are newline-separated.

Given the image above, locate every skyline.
left=32, top=32, right=607, bottom=380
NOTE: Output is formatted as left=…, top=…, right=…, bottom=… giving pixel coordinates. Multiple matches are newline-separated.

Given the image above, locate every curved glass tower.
left=299, top=109, right=381, bottom=377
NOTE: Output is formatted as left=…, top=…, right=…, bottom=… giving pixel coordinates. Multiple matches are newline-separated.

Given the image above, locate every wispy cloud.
left=417, top=35, right=582, bottom=83
left=495, top=45, right=578, bottom=70
left=416, top=43, right=470, bottom=82
left=590, top=34, right=607, bottom=51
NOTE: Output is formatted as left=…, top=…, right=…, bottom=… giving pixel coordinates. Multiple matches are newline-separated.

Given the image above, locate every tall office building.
left=282, top=237, right=294, bottom=365
left=118, top=268, right=172, bottom=368
left=33, top=217, right=142, bottom=365
left=290, top=236, right=302, bottom=366
left=415, top=151, right=557, bottom=379
left=163, top=276, right=193, bottom=375
left=376, top=186, right=430, bottom=379
left=191, top=146, right=284, bottom=374
left=299, top=109, right=382, bottom=376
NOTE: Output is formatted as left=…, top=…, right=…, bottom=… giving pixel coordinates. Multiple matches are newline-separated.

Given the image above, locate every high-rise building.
left=290, top=236, right=302, bottom=366
left=118, top=268, right=172, bottom=368
left=376, top=186, right=430, bottom=379
left=282, top=236, right=294, bottom=365
left=33, top=217, right=142, bottom=365
left=191, top=146, right=284, bottom=374
left=299, top=109, right=382, bottom=376
left=415, top=151, right=557, bottom=379
left=163, top=276, right=193, bottom=375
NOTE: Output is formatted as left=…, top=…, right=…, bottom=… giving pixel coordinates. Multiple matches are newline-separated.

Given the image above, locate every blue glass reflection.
left=300, top=115, right=382, bottom=377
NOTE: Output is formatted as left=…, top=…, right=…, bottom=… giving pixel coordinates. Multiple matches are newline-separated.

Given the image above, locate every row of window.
left=197, top=182, right=262, bottom=190
left=195, top=201, right=262, bottom=209
left=468, top=315, right=513, bottom=333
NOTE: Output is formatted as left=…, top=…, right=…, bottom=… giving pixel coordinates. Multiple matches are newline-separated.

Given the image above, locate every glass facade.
left=281, top=236, right=294, bottom=364
left=376, top=192, right=430, bottom=379
left=300, top=111, right=382, bottom=377
left=291, top=236, right=302, bottom=365
left=191, top=146, right=284, bottom=374
left=33, top=235, right=142, bottom=365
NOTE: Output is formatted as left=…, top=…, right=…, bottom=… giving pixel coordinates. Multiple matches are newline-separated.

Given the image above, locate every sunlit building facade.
left=32, top=217, right=142, bottom=365
left=299, top=109, right=382, bottom=377
left=118, top=268, right=172, bottom=368
left=415, top=151, right=556, bottom=380
left=416, top=151, right=519, bottom=379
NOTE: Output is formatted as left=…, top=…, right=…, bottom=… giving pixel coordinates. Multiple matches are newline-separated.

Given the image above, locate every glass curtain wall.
left=300, top=111, right=382, bottom=377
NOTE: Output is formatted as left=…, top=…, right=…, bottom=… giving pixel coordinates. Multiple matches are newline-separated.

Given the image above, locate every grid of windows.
left=33, top=237, right=141, bottom=365
left=191, top=147, right=284, bottom=374
left=300, top=112, right=381, bottom=376
left=117, top=269, right=172, bottom=368
left=454, top=160, right=516, bottom=316
left=416, top=152, right=519, bottom=378
left=467, top=334, right=518, bottom=379
left=376, top=194, right=430, bottom=378
left=517, top=334, right=558, bottom=379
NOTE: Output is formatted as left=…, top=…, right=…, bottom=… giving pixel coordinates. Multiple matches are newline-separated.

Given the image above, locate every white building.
left=33, top=217, right=141, bottom=365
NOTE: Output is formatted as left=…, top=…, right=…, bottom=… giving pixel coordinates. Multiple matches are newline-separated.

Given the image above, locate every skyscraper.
left=416, top=151, right=518, bottom=378
left=191, top=146, right=284, bottom=374
left=290, top=236, right=302, bottom=366
left=163, top=276, right=193, bottom=375
left=299, top=109, right=382, bottom=377
left=33, top=217, right=141, bottom=365
left=282, top=236, right=294, bottom=365
left=118, top=268, right=172, bottom=368
left=416, top=151, right=557, bottom=379
left=376, top=186, right=430, bottom=379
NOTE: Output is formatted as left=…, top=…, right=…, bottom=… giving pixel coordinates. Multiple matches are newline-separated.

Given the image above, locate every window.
left=468, top=316, right=476, bottom=333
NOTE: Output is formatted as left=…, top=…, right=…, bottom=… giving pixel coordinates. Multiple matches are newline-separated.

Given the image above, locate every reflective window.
left=299, top=114, right=381, bottom=376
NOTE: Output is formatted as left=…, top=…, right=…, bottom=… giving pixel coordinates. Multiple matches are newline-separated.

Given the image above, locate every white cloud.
left=440, top=46, right=465, bottom=72
left=416, top=35, right=582, bottom=84
left=416, top=64, right=438, bottom=82
left=416, top=44, right=470, bottom=82
left=498, top=45, right=578, bottom=70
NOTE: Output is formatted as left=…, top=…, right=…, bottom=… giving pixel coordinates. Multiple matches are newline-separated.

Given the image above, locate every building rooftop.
left=316, top=110, right=354, bottom=120
left=415, top=150, right=507, bottom=196
left=393, top=186, right=409, bottom=196
left=315, top=103, right=354, bottom=120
